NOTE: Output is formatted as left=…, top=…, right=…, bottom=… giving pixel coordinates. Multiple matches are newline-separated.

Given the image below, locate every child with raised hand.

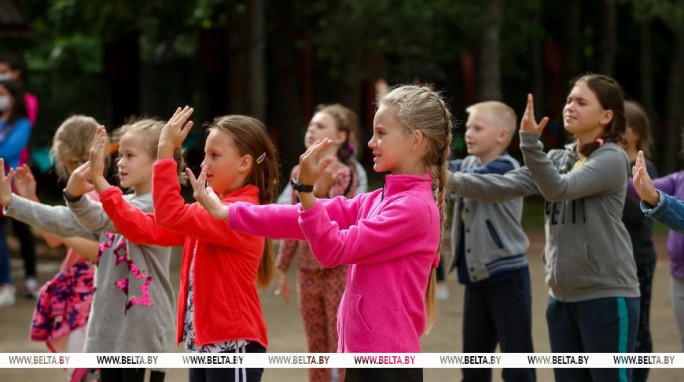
left=0, top=78, right=33, bottom=306
left=619, top=100, right=658, bottom=382
left=449, top=74, right=639, bottom=382
left=1, top=118, right=175, bottom=382
left=276, top=103, right=359, bottom=382
left=448, top=101, right=534, bottom=382
left=632, top=146, right=684, bottom=354
left=83, top=107, right=278, bottom=382
left=192, top=85, right=451, bottom=382
left=11, top=115, right=100, bottom=382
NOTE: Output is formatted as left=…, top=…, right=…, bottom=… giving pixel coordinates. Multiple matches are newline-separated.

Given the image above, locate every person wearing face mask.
left=0, top=79, right=32, bottom=307
left=0, top=53, right=39, bottom=299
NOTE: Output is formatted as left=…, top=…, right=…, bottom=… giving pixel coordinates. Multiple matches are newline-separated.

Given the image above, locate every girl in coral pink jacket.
left=192, top=86, right=452, bottom=382
left=72, top=109, right=279, bottom=382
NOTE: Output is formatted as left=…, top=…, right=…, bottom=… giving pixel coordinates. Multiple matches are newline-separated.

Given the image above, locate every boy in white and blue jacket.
left=448, top=101, right=535, bottom=382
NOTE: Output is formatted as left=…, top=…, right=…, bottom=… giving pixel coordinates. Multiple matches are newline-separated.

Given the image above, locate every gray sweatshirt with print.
left=449, top=132, right=639, bottom=302
left=4, top=193, right=175, bottom=353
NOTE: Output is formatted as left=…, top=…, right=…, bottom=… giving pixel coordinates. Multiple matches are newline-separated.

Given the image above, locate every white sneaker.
left=25, top=278, right=39, bottom=299
left=0, top=285, right=16, bottom=307
left=436, top=283, right=450, bottom=301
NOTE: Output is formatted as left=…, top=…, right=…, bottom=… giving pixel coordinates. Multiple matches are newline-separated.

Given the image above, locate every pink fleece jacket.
left=229, top=173, right=440, bottom=352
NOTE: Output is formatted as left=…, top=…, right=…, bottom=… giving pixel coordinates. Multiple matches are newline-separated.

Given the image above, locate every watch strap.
left=290, top=178, right=314, bottom=193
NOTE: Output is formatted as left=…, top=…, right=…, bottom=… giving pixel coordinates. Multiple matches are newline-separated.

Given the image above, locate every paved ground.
left=0, top=229, right=682, bottom=381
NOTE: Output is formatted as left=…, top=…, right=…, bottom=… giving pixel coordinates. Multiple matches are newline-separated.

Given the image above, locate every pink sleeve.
left=228, top=202, right=304, bottom=239
left=299, top=197, right=434, bottom=267
left=228, top=192, right=369, bottom=239
left=24, top=93, right=38, bottom=126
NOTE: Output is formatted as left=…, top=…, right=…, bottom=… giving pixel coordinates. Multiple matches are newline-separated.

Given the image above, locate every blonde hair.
left=51, top=115, right=101, bottom=181
left=376, top=85, right=453, bottom=331
left=113, top=117, right=187, bottom=185
left=208, top=115, right=279, bottom=288
left=466, top=101, right=517, bottom=141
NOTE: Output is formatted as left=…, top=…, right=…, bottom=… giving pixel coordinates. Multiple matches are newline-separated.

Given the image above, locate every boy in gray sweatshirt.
left=449, top=101, right=534, bottom=382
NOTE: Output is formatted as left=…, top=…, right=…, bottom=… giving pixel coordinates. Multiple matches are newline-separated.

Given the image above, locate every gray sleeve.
left=3, top=194, right=98, bottom=240
left=520, top=132, right=627, bottom=202
left=448, top=167, right=539, bottom=203
left=68, top=195, right=117, bottom=234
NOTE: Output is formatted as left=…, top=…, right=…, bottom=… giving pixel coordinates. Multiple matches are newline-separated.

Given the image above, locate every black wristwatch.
left=290, top=178, right=314, bottom=193
left=62, top=188, right=83, bottom=203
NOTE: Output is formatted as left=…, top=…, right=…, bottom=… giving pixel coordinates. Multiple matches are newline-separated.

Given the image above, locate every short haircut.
left=465, top=101, right=517, bottom=136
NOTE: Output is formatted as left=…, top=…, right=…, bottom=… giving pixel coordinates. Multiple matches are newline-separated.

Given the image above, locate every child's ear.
left=238, top=154, right=253, bottom=173
left=600, top=109, right=614, bottom=127
left=335, top=130, right=348, bottom=146
left=496, top=128, right=510, bottom=144
left=412, top=130, right=427, bottom=151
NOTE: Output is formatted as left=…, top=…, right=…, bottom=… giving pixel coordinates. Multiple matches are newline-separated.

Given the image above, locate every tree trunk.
left=638, top=19, right=655, bottom=125
left=663, top=26, right=684, bottom=173
left=103, top=31, right=140, bottom=125
left=600, top=0, right=617, bottom=75
left=246, top=0, right=266, bottom=121
left=271, top=0, right=304, bottom=182
left=227, top=2, right=246, bottom=114
left=564, top=0, right=582, bottom=83
left=532, top=7, right=544, bottom=117
left=477, top=0, right=503, bottom=101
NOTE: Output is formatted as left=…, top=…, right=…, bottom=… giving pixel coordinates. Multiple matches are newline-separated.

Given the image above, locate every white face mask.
left=0, top=73, right=12, bottom=81
left=0, top=95, right=10, bottom=113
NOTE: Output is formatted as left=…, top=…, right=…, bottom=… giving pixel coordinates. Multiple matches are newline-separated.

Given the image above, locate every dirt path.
left=0, top=230, right=681, bottom=381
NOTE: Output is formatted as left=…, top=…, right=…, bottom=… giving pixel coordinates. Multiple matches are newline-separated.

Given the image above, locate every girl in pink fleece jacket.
left=191, top=85, right=452, bottom=382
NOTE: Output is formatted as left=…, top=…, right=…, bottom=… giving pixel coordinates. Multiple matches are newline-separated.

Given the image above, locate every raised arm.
left=449, top=167, right=538, bottom=203
left=4, top=194, right=98, bottom=241
left=97, top=186, right=184, bottom=247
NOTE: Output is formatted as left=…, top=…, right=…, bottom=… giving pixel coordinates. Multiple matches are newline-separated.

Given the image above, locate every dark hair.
left=208, top=115, right=279, bottom=288
left=0, top=79, right=27, bottom=124
left=624, top=100, right=652, bottom=157
left=569, top=73, right=625, bottom=157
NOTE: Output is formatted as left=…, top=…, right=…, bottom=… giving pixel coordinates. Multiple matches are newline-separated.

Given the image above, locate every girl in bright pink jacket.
left=191, top=85, right=452, bottom=382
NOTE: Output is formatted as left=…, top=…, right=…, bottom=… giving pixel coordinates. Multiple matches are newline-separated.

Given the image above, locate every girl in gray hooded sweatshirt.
left=449, top=73, right=639, bottom=382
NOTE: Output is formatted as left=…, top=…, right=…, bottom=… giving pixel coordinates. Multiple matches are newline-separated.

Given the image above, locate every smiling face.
left=117, top=132, right=155, bottom=194
left=201, top=129, right=251, bottom=196
left=563, top=81, right=613, bottom=144
left=367, top=105, right=416, bottom=174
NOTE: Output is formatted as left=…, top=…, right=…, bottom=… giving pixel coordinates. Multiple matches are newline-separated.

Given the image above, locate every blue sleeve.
left=448, top=159, right=463, bottom=172
left=642, top=191, right=684, bottom=233
left=0, top=118, right=32, bottom=166
left=462, top=158, right=515, bottom=175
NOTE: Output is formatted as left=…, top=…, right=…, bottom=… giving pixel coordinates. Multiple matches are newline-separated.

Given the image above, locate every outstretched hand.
left=187, top=168, right=229, bottom=220
left=520, top=94, right=549, bottom=136
left=159, top=106, right=194, bottom=159
left=0, top=159, right=15, bottom=206
left=65, top=162, right=95, bottom=198
left=89, top=126, right=111, bottom=192
left=14, top=164, right=37, bottom=201
left=632, top=150, right=659, bottom=206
